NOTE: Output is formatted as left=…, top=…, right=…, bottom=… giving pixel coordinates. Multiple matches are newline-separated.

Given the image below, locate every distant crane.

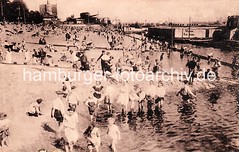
left=188, top=17, right=191, bottom=39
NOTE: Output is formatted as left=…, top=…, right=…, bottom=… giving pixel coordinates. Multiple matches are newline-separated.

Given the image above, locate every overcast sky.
left=22, top=0, right=239, bottom=23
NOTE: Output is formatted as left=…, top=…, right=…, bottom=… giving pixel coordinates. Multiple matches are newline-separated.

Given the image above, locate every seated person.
left=132, top=63, right=139, bottom=72
left=4, top=40, right=10, bottom=50
left=0, top=113, right=10, bottom=147
left=12, top=43, right=20, bottom=52
left=27, top=98, right=43, bottom=117
left=39, top=37, right=46, bottom=45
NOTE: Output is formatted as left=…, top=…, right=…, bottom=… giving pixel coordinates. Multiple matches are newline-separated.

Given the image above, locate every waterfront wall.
left=174, top=27, right=217, bottom=39
left=148, top=26, right=218, bottom=40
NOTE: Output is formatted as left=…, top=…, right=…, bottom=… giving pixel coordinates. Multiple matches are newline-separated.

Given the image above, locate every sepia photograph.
left=0, top=0, right=239, bottom=151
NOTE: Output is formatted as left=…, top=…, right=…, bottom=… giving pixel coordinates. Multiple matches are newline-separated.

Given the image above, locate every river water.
left=103, top=49, right=239, bottom=152
left=98, top=80, right=239, bottom=152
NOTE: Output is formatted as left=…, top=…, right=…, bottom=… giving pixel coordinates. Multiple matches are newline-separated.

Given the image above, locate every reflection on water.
left=111, top=85, right=239, bottom=152
left=101, top=46, right=239, bottom=152
left=90, top=50, right=239, bottom=152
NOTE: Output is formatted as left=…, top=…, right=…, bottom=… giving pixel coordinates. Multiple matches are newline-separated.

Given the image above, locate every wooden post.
left=188, top=17, right=191, bottom=39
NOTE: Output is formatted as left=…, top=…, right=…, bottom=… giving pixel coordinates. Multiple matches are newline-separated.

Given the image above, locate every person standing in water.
left=104, top=80, right=116, bottom=114
left=207, top=52, right=213, bottom=64
left=117, top=81, right=130, bottom=116
left=57, top=108, right=79, bottom=152
left=176, top=80, right=196, bottom=103
left=231, top=55, right=239, bottom=78
left=155, top=81, right=166, bottom=109
left=212, top=58, right=221, bottom=80
left=144, top=80, right=157, bottom=117
left=186, top=57, right=197, bottom=85
left=180, top=46, right=185, bottom=60
left=92, top=81, right=104, bottom=100
left=84, top=121, right=101, bottom=152
left=85, top=94, right=99, bottom=122
left=107, top=118, right=121, bottom=152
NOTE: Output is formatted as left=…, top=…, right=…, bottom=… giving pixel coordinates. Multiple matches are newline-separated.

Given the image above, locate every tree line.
left=0, top=0, right=43, bottom=24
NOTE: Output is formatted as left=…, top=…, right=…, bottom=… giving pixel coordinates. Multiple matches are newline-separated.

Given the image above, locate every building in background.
left=39, top=0, right=58, bottom=23
left=226, top=16, right=239, bottom=40
left=65, top=12, right=105, bottom=25
left=80, top=12, right=100, bottom=24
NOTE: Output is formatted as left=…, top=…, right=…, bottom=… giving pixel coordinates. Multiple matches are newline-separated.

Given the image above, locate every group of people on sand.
left=0, top=22, right=233, bottom=83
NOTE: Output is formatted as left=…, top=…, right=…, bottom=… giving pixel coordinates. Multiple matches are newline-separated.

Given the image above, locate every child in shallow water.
left=107, top=118, right=121, bottom=152
left=84, top=122, right=101, bottom=152
left=85, top=95, right=98, bottom=122
left=92, top=81, right=104, bottom=100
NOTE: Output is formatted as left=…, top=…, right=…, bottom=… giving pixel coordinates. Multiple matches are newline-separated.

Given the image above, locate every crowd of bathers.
left=0, top=22, right=238, bottom=152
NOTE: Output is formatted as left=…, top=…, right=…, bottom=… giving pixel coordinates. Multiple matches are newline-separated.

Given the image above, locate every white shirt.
left=63, top=112, right=78, bottom=129
left=0, top=119, right=10, bottom=130
left=64, top=81, right=71, bottom=93
left=105, top=85, right=114, bottom=97
left=72, top=51, right=78, bottom=62
left=208, top=52, right=213, bottom=56
left=108, top=124, right=120, bottom=140
left=28, top=102, right=40, bottom=114
left=145, top=84, right=157, bottom=97
left=156, top=86, right=166, bottom=98
left=85, top=98, right=98, bottom=106
left=184, top=85, right=195, bottom=97
left=101, top=54, right=110, bottom=61
left=52, top=97, right=65, bottom=115
left=68, top=91, right=79, bottom=105
left=4, top=41, right=9, bottom=46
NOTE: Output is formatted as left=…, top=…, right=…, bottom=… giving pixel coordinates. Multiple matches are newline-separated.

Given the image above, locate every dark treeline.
left=0, top=0, right=43, bottom=24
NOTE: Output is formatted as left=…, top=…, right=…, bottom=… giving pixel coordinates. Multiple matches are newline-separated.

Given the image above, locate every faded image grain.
left=0, top=0, right=239, bottom=152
